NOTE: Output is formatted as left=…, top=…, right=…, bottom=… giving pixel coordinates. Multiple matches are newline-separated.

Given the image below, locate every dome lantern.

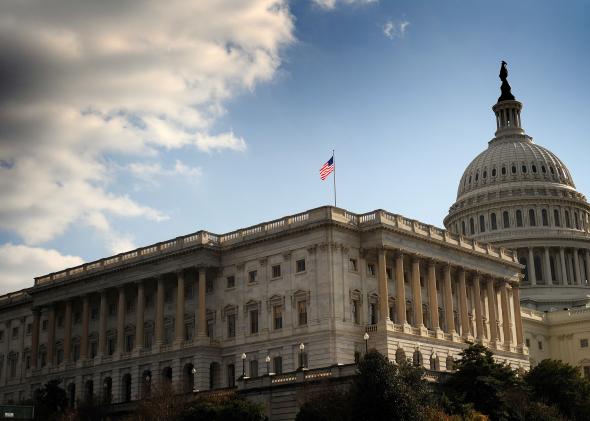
left=492, top=61, right=524, bottom=137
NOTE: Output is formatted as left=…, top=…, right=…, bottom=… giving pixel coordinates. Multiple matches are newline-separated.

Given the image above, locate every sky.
left=1, top=0, right=589, bottom=293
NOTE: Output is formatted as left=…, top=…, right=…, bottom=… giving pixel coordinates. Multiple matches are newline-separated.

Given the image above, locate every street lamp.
left=299, top=343, right=305, bottom=370
left=265, top=355, right=272, bottom=376
left=363, top=332, right=369, bottom=353
left=191, top=367, right=198, bottom=392
left=241, top=353, right=247, bottom=379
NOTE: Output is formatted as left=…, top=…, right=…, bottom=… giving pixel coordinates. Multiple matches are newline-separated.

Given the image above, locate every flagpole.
left=333, top=149, right=337, bottom=207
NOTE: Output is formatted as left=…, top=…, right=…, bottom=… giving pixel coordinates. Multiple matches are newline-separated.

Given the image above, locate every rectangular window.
left=41, top=320, right=48, bottom=331
left=250, top=309, right=259, bottom=334
left=207, top=320, right=214, bottom=339
left=386, top=268, right=393, bottom=280
left=298, top=301, right=308, bottom=326
left=125, top=335, right=134, bottom=352
left=57, top=316, right=64, bottom=328
left=226, top=276, right=235, bottom=289
left=525, top=338, right=531, bottom=348
left=91, top=307, right=99, bottom=320
left=73, top=344, right=80, bottom=362
left=126, top=299, right=135, bottom=314
left=273, top=305, right=283, bottom=330
left=26, top=324, right=32, bottom=335
left=90, top=341, right=98, bottom=358
left=369, top=303, right=378, bottom=325
left=206, top=278, right=214, bottom=293
left=349, top=258, right=358, bottom=271
left=248, top=270, right=257, bottom=284
left=249, top=360, right=258, bottom=378
left=107, top=337, right=116, bottom=355
left=296, top=259, right=306, bottom=273
left=164, top=289, right=172, bottom=303
left=108, top=303, right=117, bottom=316
left=185, top=324, right=193, bottom=341
left=272, top=265, right=281, bottom=278
left=144, top=332, right=153, bottom=349
left=74, top=311, right=81, bottom=324
left=227, top=364, right=235, bottom=388
left=11, top=327, right=18, bottom=339
left=367, top=264, right=376, bottom=276
left=227, top=314, right=236, bottom=338
left=584, top=366, right=590, bottom=379
left=581, top=338, right=589, bottom=348
left=186, top=284, right=194, bottom=299
left=538, top=340, right=543, bottom=350
left=145, top=294, right=153, bottom=308
left=352, top=300, right=360, bottom=324
left=273, top=356, right=283, bottom=374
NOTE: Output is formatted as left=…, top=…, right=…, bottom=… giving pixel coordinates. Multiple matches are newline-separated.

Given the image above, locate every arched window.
left=479, top=215, right=485, bottom=233
left=503, top=211, right=510, bottom=228
left=511, top=165, right=517, bottom=174
left=461, top=221, right=466, bottom=235
left=490, top=213, right=497, bottom=230
left=209, top=362, right=220, bottom=389
left=541, top=165, right=547, bottom=173
left=532, top=164, right=537, bottom=173
left=122, top=373, right=132, bottom=403
left=492, top=168, right=497, bottom=177
left=529, top=209, right=536, bottom=227
left=469, top=218, right=475, bottom=235
left=516, top=210, right=523, bottom=227
left=102, top=377, right=112, bottom=404
left=542, top=209, right=548, bottom=226
left=141, top=370, right=152, bottom=398
left=575, top=212, right=580, bottom=230
left=184, top=363, right=195, bottom=393
left=483, top=170, right=487, bottom=179
left=522, top=165, right=527, bottom=173
left=162, top=366, right=173, bottom=384
left=475, top=172, right=479, bottom=181
left=501, top=166, right=507, bottom=175
left=67, top=383, right=76, bottom=407
left=554, top=209, right=561, bottom=227
left=84, top=380, right=94, bottom=403
left=565, top=210, right=571, bottom=228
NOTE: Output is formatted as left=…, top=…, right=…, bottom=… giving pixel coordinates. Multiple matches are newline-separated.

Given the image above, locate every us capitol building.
left=0, top=64, right=587, bottom=415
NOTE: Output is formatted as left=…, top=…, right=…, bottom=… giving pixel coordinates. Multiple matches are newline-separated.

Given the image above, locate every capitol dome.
left=444, top=65, right=590, bottom=311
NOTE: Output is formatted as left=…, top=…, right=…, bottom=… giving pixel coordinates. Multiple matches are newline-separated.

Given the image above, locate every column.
left=443, top=264, right=455, bottom=334
left=560, top=247, right=568, bottom=285
left=116, top=287, right=125, bottom=354
left=31, top=309, right=40, bottom=369
left=512, top=286, right=524, bottom=347
left=64, top=301, right=72, bottom=363
left=500, top=282, right=512, bottom=348
left=486, top=279, right=498, bottom=344
left=377, top=249, right=389, bottom=323
left=175, top=270, right=186, bottom=344
left=426, top=261, right=439, bottom=330
left=98, top=290, right=107, bottom=357
left=527, top=248, right=537, bottom=285
left=197, top=269, right=207, bottom=337
left=573, top=249, right=582, bottom=285
left=544, top=247, right=552, bottom=285
left=135, top=282, right=145, bottom=352
left=585, top=250, right=590, bottom=285
left=155, top=277, right=165, bottom=346
left=458, top=269, right=470, bottom=339
left=411, top=257, right=424, bottom=328
left=47, top=306, right=56, bottom=366
left=3, top=321, right=10, bottom=384
left=472, top=275, right=484, bottom=341
left=80, top=295, right=90, bottom=360
left=395, top=253, right=407, bottom=325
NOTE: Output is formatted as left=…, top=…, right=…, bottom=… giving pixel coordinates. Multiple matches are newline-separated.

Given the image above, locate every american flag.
left=319, top=156, right=334, bottom=180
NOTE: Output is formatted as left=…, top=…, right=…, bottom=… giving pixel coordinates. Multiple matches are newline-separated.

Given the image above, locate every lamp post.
left=191, top=367, right=197, bottom=392
left=241, top=353, right=247, bottom=379
left=266, top=355, right=272, bottom=375
left=299, top=343, right=305, bottom=370
left=363, top=332, right=369, bottom=353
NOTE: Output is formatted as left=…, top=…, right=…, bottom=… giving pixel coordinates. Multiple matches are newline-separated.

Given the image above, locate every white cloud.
left=0, top=1, right=294, bottom=255
left=128, top=160, right=202, bottom=185
left=313, top=0, right=378, bottom=10
left=0, top=244, right=84, bottom=293
left=383, top=20, right=410, bottom=39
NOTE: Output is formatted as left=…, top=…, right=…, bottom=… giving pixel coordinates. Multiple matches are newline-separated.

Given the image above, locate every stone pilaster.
left=116, top=287, right=125, bottom=355
left=528, top=248, right=536, bottom=285
left=98, top=290, right=108, bottom=357
left=198, top=269, right=207, bottom=338
left=80, top=295, right=89, bottom=360
left=64, top=301, right=72, bottom=363
left=395, top=253, right=408, bottom=329
left=175, top=270, right=185, bottom=346
left=377, top=249, right=389, bottom=324
left=135, top=282, right=145, bottom=353
left=458, top=269, right=471, bottom=340
left=155, top=277, right=165, bottom=347
left=472, top=275, right=484, bottom=341
left=443, top=264, right=456, bottom=335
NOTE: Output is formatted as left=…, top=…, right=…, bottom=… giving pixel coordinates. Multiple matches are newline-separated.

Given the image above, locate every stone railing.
left=31, top=206, right=518, bottom=289
left=521, top=305, right=590, bottom=324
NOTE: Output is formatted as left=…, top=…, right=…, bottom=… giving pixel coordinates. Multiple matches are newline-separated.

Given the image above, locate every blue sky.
left=1, top=0, right=589, bottom=292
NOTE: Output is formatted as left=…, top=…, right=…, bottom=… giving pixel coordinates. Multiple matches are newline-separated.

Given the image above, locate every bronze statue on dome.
left=498, top=60, right=515, bottom=102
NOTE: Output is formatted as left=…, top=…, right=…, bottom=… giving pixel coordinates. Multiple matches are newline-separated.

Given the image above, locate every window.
left=538, top=340, right=543, bottom=350
left=386, top=267, right=393, bottom=280
left=581, top=338, right=589, bottom=348
left=90, top=340, right=98, bottom=358
left=542, top=209, right=548, bottom=226
left=529, top=209, right=536, bottom=227
left=186, top=284, right=193, bottom=299
left=250, top=310, right=259, bottom=334
left=298, top=301, right=308, bottom=326
left=522, top=165, right=527, bottom=173
left=26, top=323, right=32, bottom=335
left=584, top=366, right=590, bottom=379
left=107, top=337, right=116, bottom=356
left=352, top=300, right=360, bottom=324
left=145, top=294, right=153, bottom=308
left=501, top=166, right=507, bottom=175
left=227, top=364, right=235, bottom=388
left=248, top=270, right=258, bottom=284
left=74, top=311, right=81, bottom=324
left=565, top=210, right=571, bottom=228
left=273, top=356, right=283, bottom=374
left=461, top=221, right=466, bottom=235
left=11, top=327, right=18, bottom=339
left=207, top=319, right=215, bottom=339
left=554, top=209, right=561, bottom=227
left=249, top=360, right=258, bottom=378
left=492, top=168, right=497, bottom=177
left=503, top=211, right=510, bottom=228
left=272, top=265, right=281, bottom=278
left=349, top=258, right=358, bottom=271
left=227, top=314, right=236, bottom=338
left=73, top=344, right=80, bottom=362
left=532, top=164, right=537, bottom=173
left=511, top=165, right=517, bottom=174
left=206, top=277, right=214, bottom=292
left=479, top=215, right=485, bottom=233
left=369, top=303, right=378, bottom=325
left=542, top=165, right=547, bottom=173
left=516, top=210, right=523, bottom=227
left=91, top=307, right=99, bottom=320
left=126, top=299, right=135, bottom=314
left=42, top=320, right=48, bottom=331
left=144, top=330, right=153, bottom=350
left=125, top=334, right=134, bottom=353
left=367, top=263, right=376, bottom=276
left=483, top=170, right=487, bottom=179
left=469, top=218, right=475, bottom=235
left=575, top=212, right=580, bottom=230
left=273, top=305, right=283, bottom=329
left=490, top=213, right=497, bottom=230
left=525, top=338, right=531, bottom=348
left=108, top=303, right=117, bottom=316
left=226, top=276, right=235, bottom=289
left=296, top=259, right=306, bottom=273
left=57, top=316, right=64, bottom=328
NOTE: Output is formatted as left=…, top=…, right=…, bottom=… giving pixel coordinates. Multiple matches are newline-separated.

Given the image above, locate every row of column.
left=31, top=268, right=209, bottom=369
left=527, top=247, right=590, bottom=286
left=376, top=249, right=523, bottom=348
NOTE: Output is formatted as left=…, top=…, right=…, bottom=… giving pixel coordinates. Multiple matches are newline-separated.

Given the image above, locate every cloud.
left=383, top=20, right=410, bottom=39
left=313, top=0, right=378, bottom=10
left=128, top=160, right=202, bottom=184
left=0, top=1, right=294, bottom=254
left=0, top=244, right=84, bottom=293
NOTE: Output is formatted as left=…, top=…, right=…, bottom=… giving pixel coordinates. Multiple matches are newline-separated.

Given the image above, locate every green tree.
left=441, top=343, right=523, bottom=421
left=33, top=379, right=68, bottom=421
left=525, top=359, right=590, bottom=420
left=178, top=395, right=267, bottom=421
left=295, top=388, right=350, bottom=421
